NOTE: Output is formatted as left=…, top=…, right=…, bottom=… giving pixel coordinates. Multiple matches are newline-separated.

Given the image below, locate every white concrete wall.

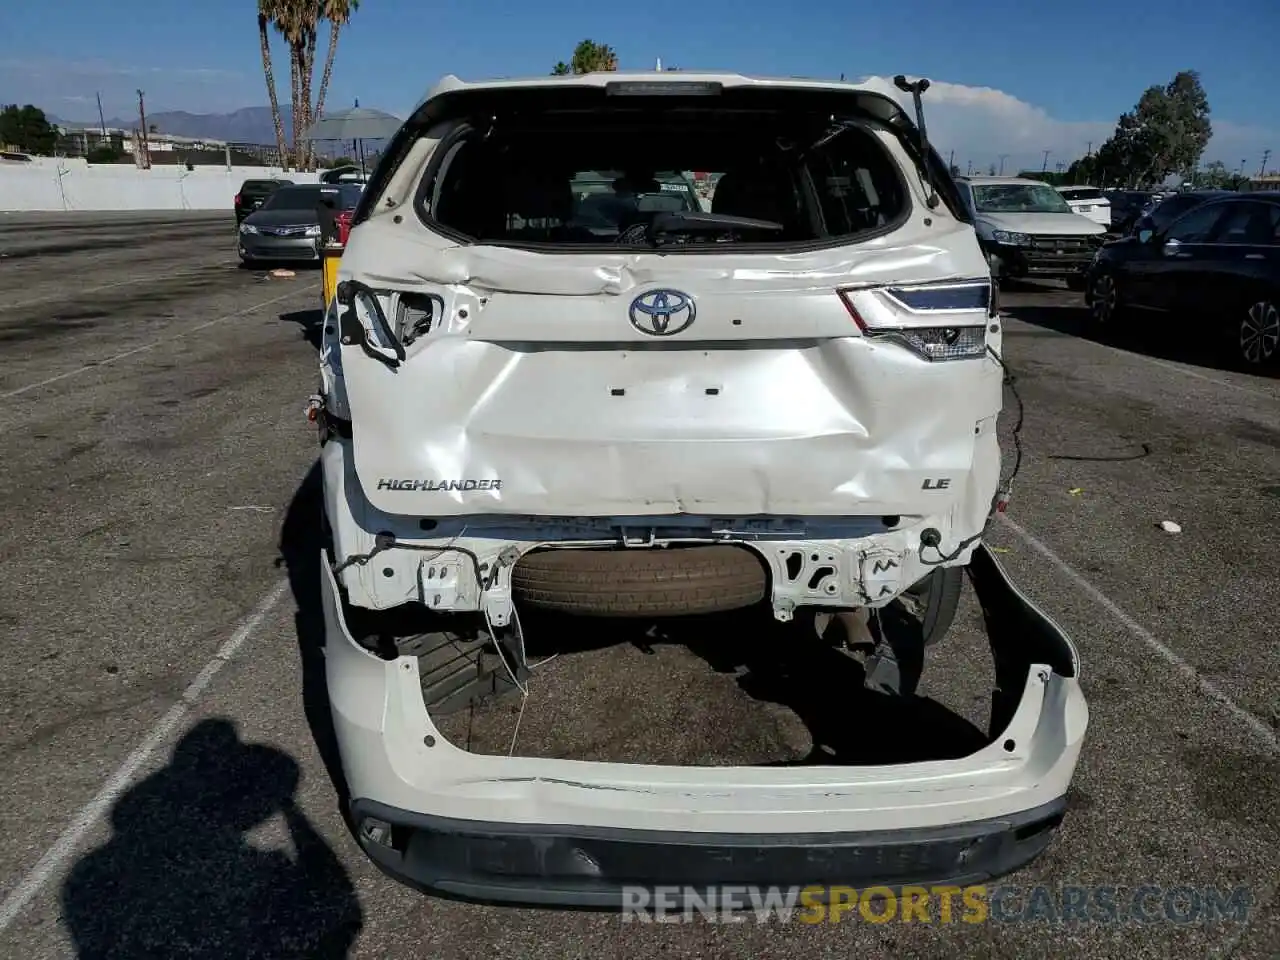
left=0, top=157, right=323, bottom=212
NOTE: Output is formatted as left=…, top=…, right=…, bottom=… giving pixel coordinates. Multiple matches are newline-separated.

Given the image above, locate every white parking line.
left=0, top=578, right=291, bottom=935
left=998, top=513, right=1279, bottom=752
left=0, top=287, right=308, bottom=402
left=1, top=261, right=238, bottom=313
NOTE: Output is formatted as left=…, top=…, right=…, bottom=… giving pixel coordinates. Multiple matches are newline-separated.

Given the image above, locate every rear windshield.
left=418, top=107, right=908, bottom=250
left=319, top=183, right=364, bottom=210
left=1060, top=188, right=1104, bottom=201
left=263, top=186, right=326, bottom=209
left=337, top=183, right=364, bottom=208
left=241, top=179, right=286, bottom=192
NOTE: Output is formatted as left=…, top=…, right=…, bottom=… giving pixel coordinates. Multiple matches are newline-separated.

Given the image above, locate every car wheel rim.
left=1090, top=275, right=1115, bottom=323
left=1241, top=301, right=1280, bottom=364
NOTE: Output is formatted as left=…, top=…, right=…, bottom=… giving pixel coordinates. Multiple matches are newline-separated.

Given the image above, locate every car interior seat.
left=712, top=167, right=803, bottom=236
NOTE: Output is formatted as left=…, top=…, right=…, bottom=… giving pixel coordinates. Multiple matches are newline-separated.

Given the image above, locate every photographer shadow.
left=280, top=308, right=325, bottom=351
left=61, top=717, right=362, bottom=959
left=276, top=459, right=352, bottom=823
left=682, top=605, right=992, bottom=766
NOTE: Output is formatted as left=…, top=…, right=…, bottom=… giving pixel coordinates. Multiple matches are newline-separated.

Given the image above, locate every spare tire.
left=511, top=545, right=768, bottom=617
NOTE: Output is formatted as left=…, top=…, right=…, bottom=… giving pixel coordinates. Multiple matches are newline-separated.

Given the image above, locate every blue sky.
left=2, top=0, right=1276, bottom=174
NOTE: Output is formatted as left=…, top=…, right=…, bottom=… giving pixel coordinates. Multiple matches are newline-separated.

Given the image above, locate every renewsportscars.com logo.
left=620, top=884, right=1256, bottom=925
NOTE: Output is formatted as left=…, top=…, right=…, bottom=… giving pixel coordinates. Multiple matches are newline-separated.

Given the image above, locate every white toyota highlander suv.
left=311, top=71, right=1088, bottom=906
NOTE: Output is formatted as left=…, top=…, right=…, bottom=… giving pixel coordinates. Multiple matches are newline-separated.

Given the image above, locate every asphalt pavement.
left=0, top=215, right=1276, bottom=959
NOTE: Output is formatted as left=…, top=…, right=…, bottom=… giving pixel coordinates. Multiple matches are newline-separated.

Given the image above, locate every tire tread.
left=512, top=546, right=768, bottom=617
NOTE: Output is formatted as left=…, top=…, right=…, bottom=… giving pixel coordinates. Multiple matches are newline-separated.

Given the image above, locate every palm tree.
left=256, top=0, right=289, bottom=168
left=311, top=0, right=360, bottom=168
left=296, top=2, right=322, bottom=170
left=259, top=0, right=366, bottom=170
left=314, top=1, right=358, bottom=126
left=271, top=0, right=305, bottom=168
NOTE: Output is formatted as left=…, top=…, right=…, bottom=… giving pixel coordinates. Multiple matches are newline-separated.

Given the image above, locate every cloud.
left=0, top=57, right=241, bottom=80
left=858, top=75, right=1276, bottom=177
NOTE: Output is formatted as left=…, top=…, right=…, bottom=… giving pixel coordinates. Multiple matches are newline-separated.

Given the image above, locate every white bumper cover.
left=320, top=543, right=1088, bottom=905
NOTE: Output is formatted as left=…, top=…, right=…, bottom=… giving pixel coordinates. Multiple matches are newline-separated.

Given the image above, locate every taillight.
left=838, top=280, right=991, bottom=362
left=234, top=193, right=242, bottom=206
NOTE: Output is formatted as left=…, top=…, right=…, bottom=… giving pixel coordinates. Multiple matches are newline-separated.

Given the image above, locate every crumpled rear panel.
left=346, top=334, right=999, bottom=517
left=336, top=209, right=998, bottom=519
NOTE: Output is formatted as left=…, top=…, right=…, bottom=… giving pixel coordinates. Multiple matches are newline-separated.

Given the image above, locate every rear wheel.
left=1239, top=298, right=1280, bottom=367
left=511, top=545, right=768, bottom=617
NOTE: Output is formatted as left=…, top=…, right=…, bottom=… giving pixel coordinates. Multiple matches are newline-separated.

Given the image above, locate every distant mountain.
left=53, top=107, right=297, bottom=146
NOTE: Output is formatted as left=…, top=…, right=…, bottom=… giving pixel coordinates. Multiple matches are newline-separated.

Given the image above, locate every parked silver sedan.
left=237, top=183, right=362, bottom=266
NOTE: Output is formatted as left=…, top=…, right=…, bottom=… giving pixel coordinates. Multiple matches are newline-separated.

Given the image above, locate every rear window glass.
left=335, top=183, right=364, bottom=209
left=420, top=107, right=907, bottom=250
left=241, top=180, right=285, bottom=192
left=1104, top=191, right=1148, bottom=208
left=318, top=184, right=364, bottom=210
left=263, top=186, right=325, bottom=209
left=1060, top=188, right=1104, bottom=201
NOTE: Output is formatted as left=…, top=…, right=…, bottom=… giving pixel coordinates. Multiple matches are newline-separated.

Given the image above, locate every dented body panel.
left=333, top=211, right=1001, bottom=522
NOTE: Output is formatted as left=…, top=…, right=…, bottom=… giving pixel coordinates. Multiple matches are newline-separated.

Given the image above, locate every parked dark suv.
left=234, top=178, right=293, bottom=224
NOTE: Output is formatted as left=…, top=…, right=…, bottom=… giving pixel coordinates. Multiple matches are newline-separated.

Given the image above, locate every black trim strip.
left=348, top=795, right=1069, bottom=908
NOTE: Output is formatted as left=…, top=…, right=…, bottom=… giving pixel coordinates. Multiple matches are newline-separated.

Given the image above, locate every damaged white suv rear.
left=313, top=72, right=1088, bottom=906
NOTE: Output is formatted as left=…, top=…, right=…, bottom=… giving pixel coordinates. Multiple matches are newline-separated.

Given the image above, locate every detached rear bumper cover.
left=322, top=544, right=1088, bottom=906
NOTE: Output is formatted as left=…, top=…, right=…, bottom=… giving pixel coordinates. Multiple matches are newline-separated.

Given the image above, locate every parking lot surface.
left=0, top=214, right=1276, bottom=958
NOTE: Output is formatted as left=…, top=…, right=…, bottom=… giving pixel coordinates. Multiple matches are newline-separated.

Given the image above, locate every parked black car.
left=1102, top=190, right=1155, bottom=236
left=1084, top=193, right=1280, bottom=367
left=234, top=178, right=293, bottom=224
